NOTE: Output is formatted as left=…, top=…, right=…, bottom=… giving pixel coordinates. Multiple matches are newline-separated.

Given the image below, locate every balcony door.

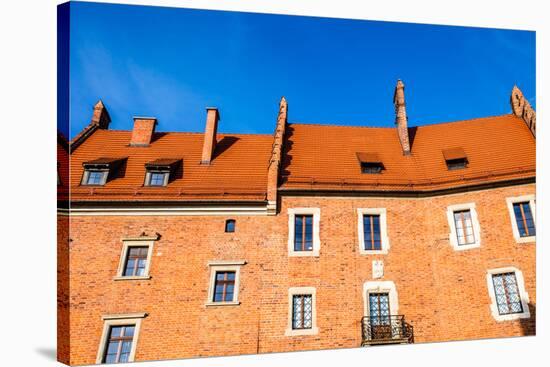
left=369, top=292, right=392, bottom=339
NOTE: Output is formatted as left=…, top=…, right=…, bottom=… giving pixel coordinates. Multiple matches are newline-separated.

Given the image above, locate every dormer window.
left=81, top=158, right=126, bottom=186
left=443, top=148, right=468, bottom=170
left=144, top=158, right=182, bottom=187
left=357, top=153, right=384, bottom=174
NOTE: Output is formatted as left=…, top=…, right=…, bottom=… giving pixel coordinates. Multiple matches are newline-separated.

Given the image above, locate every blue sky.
left=66, top=1, right=535, bottom=138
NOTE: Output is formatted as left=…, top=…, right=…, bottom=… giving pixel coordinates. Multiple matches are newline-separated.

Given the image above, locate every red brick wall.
left=63, top=183, right=535, bottom=365
left=57, top=214, right=71, bottom=365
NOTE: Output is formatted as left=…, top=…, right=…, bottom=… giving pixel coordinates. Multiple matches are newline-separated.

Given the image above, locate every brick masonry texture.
left=64, top=183, right=535, bottom=365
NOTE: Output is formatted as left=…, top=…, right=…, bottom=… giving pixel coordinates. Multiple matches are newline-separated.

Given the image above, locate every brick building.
left=58, top=81, right=536, bottom=365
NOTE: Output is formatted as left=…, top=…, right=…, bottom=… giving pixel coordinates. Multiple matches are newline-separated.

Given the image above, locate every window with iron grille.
left=363, top=214, right=382, bottom=250
left=453, top=209, right=475, bottom=245
left=294, top=215, right=313, bottom=252
left=225, top=219, right=235, bottom=233
left=213, top=271, right=236, bottom=302
left=492, top=272, right=523, bottom=315
left=292, top=294, right=313, bottom=329
left=513, top=202, right=535, bottom=237
left=102, top=325, right=135, bottom=364
left=123, top=247, right=149, bottom=277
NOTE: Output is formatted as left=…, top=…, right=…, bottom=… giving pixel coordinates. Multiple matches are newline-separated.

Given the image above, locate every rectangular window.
left=294, top=215, right=313, bottom=252
left=446, top=158, right=468, bottom=170
left=292, top=294, right=313, bottom=330
left=213, top=271, right=236, bottom=302
left=85, top=170, right=108, bottom=185
left=513, top=202, right=536, bottom=237
left=103, top=325, right=135, bottom=364
left=453, top=210, right=475, bottom=245
left=123, top=247, right=149, bottom=277
left=492, top=272, right=523, bottom=315
left=361, top=162, right=383, bottom=174
left=363, top=214, right=381, bottom=250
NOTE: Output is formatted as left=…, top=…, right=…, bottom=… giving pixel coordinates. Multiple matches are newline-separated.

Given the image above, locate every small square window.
left=225, top=219, right=235, bottom=233
left=115, top=238, right=155, bottom=280
left=206, top=262, right=243, bottom=306
left=123, top=247, right=149, bottom=277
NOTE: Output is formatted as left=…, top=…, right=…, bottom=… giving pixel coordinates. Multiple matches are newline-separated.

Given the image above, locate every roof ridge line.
left=289, top=113, right=514, bottom=130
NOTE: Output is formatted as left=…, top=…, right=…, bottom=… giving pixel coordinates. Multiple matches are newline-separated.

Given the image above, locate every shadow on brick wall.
left=520, top=303, right=536, bottom=336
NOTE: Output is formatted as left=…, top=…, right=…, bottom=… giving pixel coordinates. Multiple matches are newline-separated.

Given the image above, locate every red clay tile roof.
left=57, top=131, right=70, bottom=201
left=70, top=113, right=535, bottom=202
left=70, top=130, right=273, bottom=202
left=280, top=114, right=535, bottom=192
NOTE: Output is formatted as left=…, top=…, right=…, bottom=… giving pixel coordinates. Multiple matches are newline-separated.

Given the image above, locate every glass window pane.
left=124, top=259, right=135, bottom=276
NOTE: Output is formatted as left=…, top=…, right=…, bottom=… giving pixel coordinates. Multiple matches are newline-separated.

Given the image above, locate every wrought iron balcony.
left=361, top=315, right=414, bottom=346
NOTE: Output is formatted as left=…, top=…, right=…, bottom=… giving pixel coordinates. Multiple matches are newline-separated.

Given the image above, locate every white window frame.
left=96, top=312, right=147, bottom=364
left=114, top=236, right=157, bottom=280
left=285, top=287, right=319, bottom=336
left=486, top=267, right=531, bottom=322
left=446, top=202, right=481, bottom=251
left=288, top=208, right=321, bottom=257
left=81, top=169, right=109, bottom=186
left=205, top=260, right=245, bottom=306
left=506, top=195, right=536, bottom=243
left=144, top=169, right=170, bottom=187
left=357, top=208, right=390, bottom=255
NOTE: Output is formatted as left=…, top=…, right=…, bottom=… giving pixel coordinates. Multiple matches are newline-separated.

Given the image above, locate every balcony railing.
left=361, top=315, right=414, bottom=346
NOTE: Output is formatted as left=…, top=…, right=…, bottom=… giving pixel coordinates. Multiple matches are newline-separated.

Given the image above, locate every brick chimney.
left=393, top=79, right=411, bottom=155
left=91, top=100, right=111, bottom=129
left=130, top=117, right=157, bottom=146
left=510, top=85, right=536, bottom=137
left=201, top=108, right=220, bottom=164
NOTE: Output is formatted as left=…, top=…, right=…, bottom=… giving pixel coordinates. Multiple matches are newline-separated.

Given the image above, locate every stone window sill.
left=205, top=301, right=240, bottom=307
left=113, top=275, right=152, bottom=281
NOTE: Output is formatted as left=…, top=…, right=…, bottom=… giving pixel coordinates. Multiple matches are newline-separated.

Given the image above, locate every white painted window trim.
left=81, top=168, right=109, bottom=186
left=96, top=313, right=147, bottom=364
left=486, top=267, right=531, bottom=322
left=287, top=208, right=321, bottom=257
left=285, top=287, right=319, bottom=336
left=144, top=169, right=170, bottom=187
left=205, top=262, right=243, bottom=306
left=446, top=202, right=481, bottom=251
left=114, top=237, right=156, bottom=280
left=506, top=195, right=536, bottom=243
left=357, top=208, right=390, bottom=255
